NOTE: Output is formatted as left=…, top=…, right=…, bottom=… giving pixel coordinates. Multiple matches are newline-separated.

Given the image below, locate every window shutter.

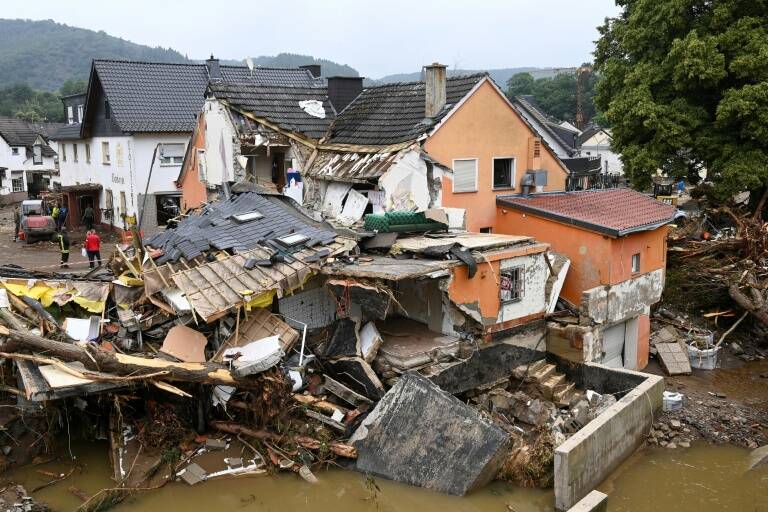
left=453, top=159, right=477, bottom=192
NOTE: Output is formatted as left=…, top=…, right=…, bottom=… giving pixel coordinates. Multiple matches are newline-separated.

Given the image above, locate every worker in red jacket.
left=84, top=230, right=102, bottom=269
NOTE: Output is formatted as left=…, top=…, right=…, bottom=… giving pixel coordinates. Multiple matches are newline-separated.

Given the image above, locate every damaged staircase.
left=514, top=360, right=582, bottom=406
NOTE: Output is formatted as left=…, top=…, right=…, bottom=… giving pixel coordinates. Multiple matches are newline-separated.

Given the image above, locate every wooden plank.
left=323, top=375, right=373, bottom=406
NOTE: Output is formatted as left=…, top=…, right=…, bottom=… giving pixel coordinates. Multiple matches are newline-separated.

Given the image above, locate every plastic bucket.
left=688, top=344, right=719, bottom=370
left=663, top=391, right=683, bottom=412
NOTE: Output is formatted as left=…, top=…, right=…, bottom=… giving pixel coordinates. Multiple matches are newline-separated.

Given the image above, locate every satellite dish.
left=246, top=57, right=254, bottom=72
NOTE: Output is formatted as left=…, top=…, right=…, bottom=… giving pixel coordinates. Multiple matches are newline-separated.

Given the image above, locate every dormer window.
left=32, top=144, right=43, bottom=165
left=77, top=104, right=84, bottom=123
left=67, top=106, right=74, bottom=124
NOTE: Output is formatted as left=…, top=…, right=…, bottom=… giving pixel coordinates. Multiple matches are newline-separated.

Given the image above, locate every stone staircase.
left=513, top=359, right=581, bottom=406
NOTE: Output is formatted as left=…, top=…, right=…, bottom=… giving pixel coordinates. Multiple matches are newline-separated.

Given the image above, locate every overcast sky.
left=12, top=0, right=620, bottom=78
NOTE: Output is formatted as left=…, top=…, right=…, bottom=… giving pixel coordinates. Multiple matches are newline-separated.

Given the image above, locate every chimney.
left=424, top=62, right=447, bottom=118
left=327, top=76, right=364, bottom=113
left=206, top=54, right=222, bottom=81
left=300, top=64, right=322, bottom=79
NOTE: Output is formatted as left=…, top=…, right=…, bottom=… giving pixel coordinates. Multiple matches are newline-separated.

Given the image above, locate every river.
left=5, top=440, right=767, bottom=511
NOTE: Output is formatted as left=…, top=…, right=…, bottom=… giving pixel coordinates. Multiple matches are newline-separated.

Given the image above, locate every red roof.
left=497, top=188, right=677, bottom=237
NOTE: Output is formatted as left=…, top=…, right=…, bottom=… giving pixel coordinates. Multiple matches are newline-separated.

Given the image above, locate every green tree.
left=59, top=79, right=87, bottom=96
left=594, top=0, right=768, bottom=196
left=506, top=72, right=536, bottom=96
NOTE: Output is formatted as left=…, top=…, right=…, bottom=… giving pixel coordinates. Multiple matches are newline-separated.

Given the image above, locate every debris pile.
left=0, top=190, right=598, bottom=504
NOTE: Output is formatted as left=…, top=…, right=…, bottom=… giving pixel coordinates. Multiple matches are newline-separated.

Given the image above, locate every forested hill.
left=0, top=19, right=189, bottom=90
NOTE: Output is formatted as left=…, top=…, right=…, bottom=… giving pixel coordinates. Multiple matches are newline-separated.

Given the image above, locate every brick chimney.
left=300, top=64, right=322, bottom=78
left=206, top=54, right=222, bottom=81
left=327, top=76, right=364, bottom=113
left=424, top=62, right=447, bottom=118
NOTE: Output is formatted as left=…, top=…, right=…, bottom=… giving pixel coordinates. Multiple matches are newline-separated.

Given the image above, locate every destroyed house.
left=176, top=77, right=349, bottom=209
left=177, top=63, right=572, bottom=232
left=0, top=117, right=62, bottom=204
left=143, top=190, right=354, bottom=322
left=50, top=56, right=326, bottom=233
left=497, top=188, right=676, bottom=370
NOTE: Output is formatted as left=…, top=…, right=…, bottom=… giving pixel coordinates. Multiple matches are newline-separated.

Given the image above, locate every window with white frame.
left=77, top=104, right=84, bottom=123
left=11, top=178, right=23, bottom=193
left=11, top=147, right=19, bottom=156
left=67, top=106, right=74, bottom=124
left=72, top=144, right=78, bottom=163
left=452, top=158, right=477, bottom=193
left=85, top=143, right=91, bottom=163
left=500, top=266, right=525, bottom=302
left=160, top=144, right=185, bottom=166
left=493, top=157, right=515, bottom=189
left=102, top=141, right=110, bottom=164
left=61, top=143, right=67, bottom=162
left=197, top=149, right=207, bottom=181
left=631, top=253, right=641, bottom=273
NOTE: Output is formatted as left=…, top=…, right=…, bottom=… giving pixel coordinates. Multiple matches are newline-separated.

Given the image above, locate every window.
left=493, top=157, right=515, bottom=189
left=11, top=147, right=19, bottom=156
left=155, top=195, right=181, bottom=226
left=67, top=106, right=74, bottom=124
left=85, top=143, right=91, bottom=163
left=105, top=101, right=111, bottom=119
left=60, top=143, right=67, bottom=162
left=631, top=253, right=641, bottom=273
left=160, top=144, right=185, bottom=166
left=197, top=149, right=207, bottom=181
left=77, top=104, right=84, bottom=123
left=501, top=267, right=525, bottom=302
left=102, top=142, right=110, bottom=164
left=72, top=144, right=78, bottom=163
left=533, top=139, right=541, bottom=158
left=11, top=178, right=23, bottom=192
left=452, top=158, right=477, bottom=193
left=480, top=227, right=493, bottom=234
left=33, top=144, right=42, bottom=165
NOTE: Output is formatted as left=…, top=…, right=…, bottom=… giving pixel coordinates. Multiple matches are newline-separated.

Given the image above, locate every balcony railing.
left=566, top=171, right=624, bottom=191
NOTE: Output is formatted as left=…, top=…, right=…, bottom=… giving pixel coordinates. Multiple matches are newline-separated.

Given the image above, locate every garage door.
left=602, top=322, right=626, bottom=368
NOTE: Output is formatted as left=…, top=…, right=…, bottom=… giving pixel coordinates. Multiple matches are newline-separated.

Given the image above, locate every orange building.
left=496, top=188, right=676, bottom=369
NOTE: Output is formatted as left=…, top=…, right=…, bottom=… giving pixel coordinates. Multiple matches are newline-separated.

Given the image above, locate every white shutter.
left=453, top=159, right=477, bottom=192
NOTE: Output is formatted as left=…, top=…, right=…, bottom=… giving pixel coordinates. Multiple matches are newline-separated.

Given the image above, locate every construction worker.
left=13, top=204, right=20, bottom=242
left=53, top=229, right=70, bottom=268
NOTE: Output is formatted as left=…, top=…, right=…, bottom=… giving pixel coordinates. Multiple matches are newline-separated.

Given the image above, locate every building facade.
left=0, top=117, right=61, bottom=205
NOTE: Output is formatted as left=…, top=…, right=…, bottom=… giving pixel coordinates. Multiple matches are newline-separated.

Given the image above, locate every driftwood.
left=0, top=326, right=260, bottom=388
left=210, top=420, right=357, bottom=459
left=0, top=307, right=27, bottom=331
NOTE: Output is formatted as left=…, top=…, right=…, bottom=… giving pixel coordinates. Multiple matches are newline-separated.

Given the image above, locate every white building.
left=51, top=57, right=324, bottom=233
left=577, top=126, right=624, bottom=175
left=0, top=117, right=61, bottom=205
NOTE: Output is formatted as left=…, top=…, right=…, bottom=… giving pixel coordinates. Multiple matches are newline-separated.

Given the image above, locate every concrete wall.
left=424, top=79, right=569, bottom=232
left=553, top=364, right=664, bottom=510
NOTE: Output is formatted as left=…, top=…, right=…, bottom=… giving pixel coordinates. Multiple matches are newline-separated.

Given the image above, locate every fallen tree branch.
left=210, top=420, right=357, bottom=459
left=715, top=310, right=749, bottom=349
left=0, top=326, right=262, bottom=388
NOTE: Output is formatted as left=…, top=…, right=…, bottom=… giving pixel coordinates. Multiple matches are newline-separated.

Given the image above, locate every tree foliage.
left=594, top=0, right=768, bottom=196
left=0, top=84, right=62, bottom=122
left=506, top=68, right=600, bottom=125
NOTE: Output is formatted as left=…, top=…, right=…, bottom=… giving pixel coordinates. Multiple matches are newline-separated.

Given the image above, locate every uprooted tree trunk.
left=729, top=279, right=768, bottom=326
left=0, top=326, right=264, bottom=389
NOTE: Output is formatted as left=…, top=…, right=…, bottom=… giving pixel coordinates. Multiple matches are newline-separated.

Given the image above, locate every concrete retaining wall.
left=553, top=364, right=663, bottom=510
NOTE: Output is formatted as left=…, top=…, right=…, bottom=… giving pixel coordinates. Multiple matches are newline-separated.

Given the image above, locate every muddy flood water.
left=5, top=441, right=767, bottom=511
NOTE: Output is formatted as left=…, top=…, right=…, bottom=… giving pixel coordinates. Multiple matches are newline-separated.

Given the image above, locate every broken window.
left=102, top=142, right=110, bottom=164
left=155, top=195, right=181, bottom=226
left=160, top=144, right=185, bottom=166
left=196, top=149, right=207, bottom=181
left=631, top=253, right=640, bottom=273
left=453, top=158, right=477, bottom=193
left=493, top=157, right=515, bottom=189
left=32, top=144, right=43, bottom=165
left=500, top=266, right=525, bottom=302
